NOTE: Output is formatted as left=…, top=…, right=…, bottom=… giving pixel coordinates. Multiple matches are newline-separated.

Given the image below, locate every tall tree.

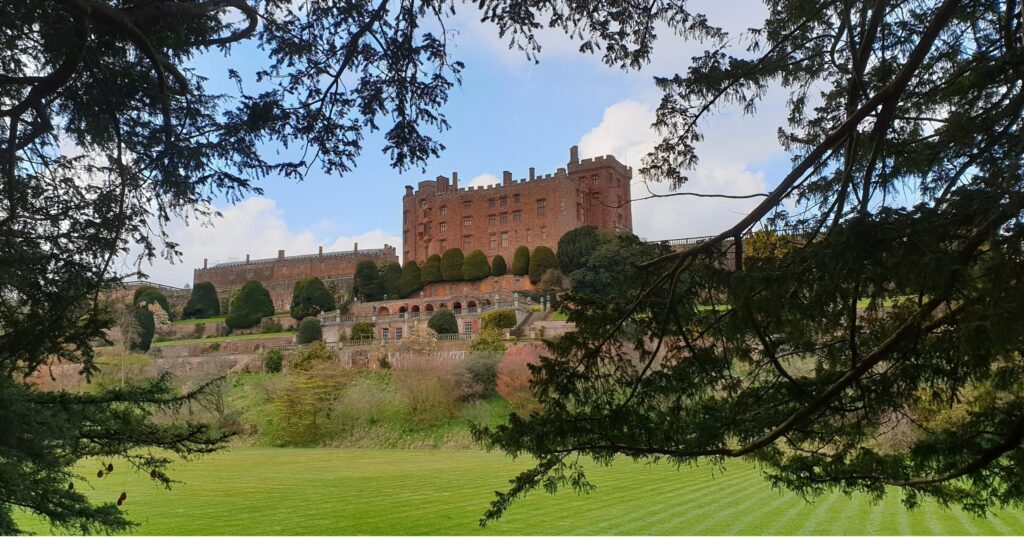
left=475, top=0, right=1024, bottom=525
left=398, top=260, right=423, bottom=298
left=380, top=261, right=403, bottom=299
left=353, top=260, right=385, bottom=302
left=183, top=282, right=220, bottom=319
left=290, top=277, right=336, bottom=320
left=421, top=254, right=444, bottom=284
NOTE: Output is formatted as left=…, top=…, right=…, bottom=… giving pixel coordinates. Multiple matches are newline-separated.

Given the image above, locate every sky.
left=128, top=0, right=795, bottom=287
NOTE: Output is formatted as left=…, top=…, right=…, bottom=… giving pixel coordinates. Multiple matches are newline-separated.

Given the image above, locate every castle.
left=402, top=146, right=633, bottom=264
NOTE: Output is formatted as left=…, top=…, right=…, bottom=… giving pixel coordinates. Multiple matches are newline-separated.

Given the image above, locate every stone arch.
left=467, top=300, right=478, bottom=312
left=411, top=305, right=421, bottom=317
left=376, top=306, right=390, bottom=316
left=424, top=304, right=435, bottom=314
left=483, top=299, right=493, bottom=307
left=452, top=301, right=462, bottom=313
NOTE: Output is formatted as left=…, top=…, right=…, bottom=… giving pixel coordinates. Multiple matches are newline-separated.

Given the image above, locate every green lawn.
left=15, top=448, right=1024, bottom=535
left=152, top=331, right=294, bottom=347
left=172, top=312, right=291, bottom=326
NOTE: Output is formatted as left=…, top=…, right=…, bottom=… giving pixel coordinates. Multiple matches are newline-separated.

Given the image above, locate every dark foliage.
left=353, top=260, right=385, bottom=302
left=381, top=262, right=403, bottom=299
left=421, top=254, right=444, bottom=283
left=296, top=317, right=323, bottom=344
left=527, top=246, right=557, bottom=285
left=511, top=246, right=530, bottom=276
left=263, top=349, right=283, bottom=373
left=398, top=261, right=423, bottom=298
left=427, top=308, right=458, bottom=335
left=491, top=255, right=508, bottom=276
left=225, top=281, right=274, bottom=329
left=132, top=287, right=170, bottom=316
left=463, top=250, right=491, bottom=281
left=131, top=307, right=156, bottom=352
left=290, top=277, right=336, bottom=320
left=441, top=248, right=464, bottom=281
left=556, top=225, right=601, bottom=274
left=464, top=352, right=503, bottom=397
left=183, top=282, right=220, bottom=319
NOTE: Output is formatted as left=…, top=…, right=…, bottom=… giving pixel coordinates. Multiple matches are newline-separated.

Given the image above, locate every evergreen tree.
left=491, top=254, right=508, bottom=276
left=441, top=248, right=465, bottom=281
left=183, top=282, right=220, bottom=319
left=132, top=286, right=170, bottom=316
left=462, top=250, right=491, bottom=280
left=528, top=246, right=558, bottom=285
left=381, top=261, right=403, bottom=299
left=131, top=307, right=156, bottom=352
left=511, top=246, right=531, bottom=276
left=556, top=225, right=601, bottom=274
left=290, top=277, right=336, bottom=320
left=225, top=281, right=275, bottom=329
left=421, top=254, right=444, bottom=283
left=296, top=317, right=323, bottom=344
left=398, top=261, right=423, bottom=298
left=353, top=260, right=385, bottom=302
left=427, top=308, right=459, bottom=335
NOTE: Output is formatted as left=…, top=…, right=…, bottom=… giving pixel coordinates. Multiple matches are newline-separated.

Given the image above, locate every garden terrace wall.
left=152, top=334, right=296, bottom=357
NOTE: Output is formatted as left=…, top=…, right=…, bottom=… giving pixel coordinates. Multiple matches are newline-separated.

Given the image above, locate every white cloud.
left=468, top=173, right=500, bottom=188
left=579, top=99, right=781, bottom=241
left=123, top=197, right=401, bottom=287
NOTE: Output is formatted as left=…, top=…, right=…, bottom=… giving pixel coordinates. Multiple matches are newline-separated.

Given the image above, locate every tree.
left=427, top=308, right=459, bottom=335
left=491, top=255, right=508, bottom=276
left=184, top=282, right=220, bottom=319
left=470, top=328, right=506, bottom=353
left=481, top=310, right=518, bottom=331
left=130, top=307, right=156, bottom=352
left=527, top=246, right=558, bottom=285
left=353, top=260, right=385, bottom=302
left=556, top=226, right=601, bottom=274
left=381, top=261, right=403, bottom=299
left=290, top=277, right=336, bottom=320
left=350, top=322, right=376, bottom=341
left=132, top=286, right=170, bottom=317
left=511, top=246, right=530, bottom=276
left=441, top=248, right=464, bottom=281
left=462, top=250, right=491, bottom=280
left=398, top=327, right=439, bottom=354
left=421, top=254, right=444, bottom=284
left=263, top=349, right=284, bottom=374
left=225, top=281, right=274, bottom=329
left=473, top=0, right=1024, bottom=526
left=296, top=317, right=323, bottom=344
left=398, top=261, right=423, bottom=298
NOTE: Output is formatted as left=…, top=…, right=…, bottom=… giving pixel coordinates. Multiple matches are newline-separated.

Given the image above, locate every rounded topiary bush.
left=421, top=254, right=443, bottom=283
left=481, top=309, right=517, bottom=330
left=557, top=225, right=601, bottom=274
left=133, top=286, right=170, bottom=316
left=491, top=254, right=507, bottom=276
left=290, top=277, right=336, bottom=320
left=427, top=308, right=458, bottom=334
left=441, top=248, right=464, bottom=281
left=398, top=260, right=422, bottom=298
left=296, top=317, right=323, bottom=344
left=225, top=280, right=274, bottom=329
left=511, top=245, right=530, bottom=276
left=183, top=282, right=220, bottom=319
left=462, top=250, right=490, bottom=281
left=529, top=246, right=558, bottom=285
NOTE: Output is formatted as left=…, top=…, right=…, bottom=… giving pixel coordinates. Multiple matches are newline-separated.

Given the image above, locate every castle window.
left=499, top=213, right=508, bottom=224
left=512, top=210, right=521, bottom=222
left=440, top=205, right=447, bottom=216
left=426, top=222, right=432, bottom=235
left=462, top=200, right=472, bottom=209
left=537, top=198, right=546, bottom=217
left=526, top=229, right=531, bottom=242
left=396, top=327, right=403, bottom=340
left=463, top=216, right=472, bottom=227
left=463, top=235, right=472, bottom=250
left=488, top=198, right=496, bottom=208
left=541, top=227, right=546, bottom=240
left=499, top=196, right=507, bottom=208
left=489, top=234, right=497, bottom=249
left=578, top=207, right=585, bottom=222
left=440, top=239, right=447, bottom=251
left=500, top=232, right=509, bottom=248
left=439, top=221, right=447, bottom=233
left=382, top=327, right=390, bottom=340
left=513, top=194, right=520, bottom=205
left=488, top=214, right=496, bottom=225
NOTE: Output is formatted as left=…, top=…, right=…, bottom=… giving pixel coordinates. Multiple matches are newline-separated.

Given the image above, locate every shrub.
left=397, top=260, right=422, bottom=298
left=481, top=309, right=517, bottom=331
left=260, top=317, right=284, bottom=334
left=528, top=245, right=558, bottom=285
left=290, top=277, right=336, bottom=320
left=147, top=302, right=172, bottom=338
left=269, top=362, right=356, bottom=445
left=392, top=356, right=475, bottom=425
left=440, top=248, right=464, bottom=281
left=539, top=268, right=570, bottom=291
left=296, top=317, right=323, bottom=344
left=350, top=321, right=375, bottom=340
left=130, top=307, right=155, bottom=351
left=183, top=282, right=220, bottom=319
left=421, top=254, right=443, bottom=283
left=464, top=352, right=502, bottom=397
left=263, top=348, right=283, bottom=373
left=497, top=345, right=544, bottom=415
left=353, top=260, right=385, bottom=301
left=190, top=322, right=206, bottom=339
left=225, top=280, right=274, bottom=329
left=511, top=245, right=530, bottom=276
left=381, top=261, right=403, bottom=299
left=470, top=328, right=505, bottom=353
left=557, top=225, right=601, bottom=274
left=491, top=254, right=507, bottom=276
left=462, top=249, right=490, bottom=281
left=289, top=340, right=333, bottom=372
left=398, top=327, right=438, bottom=354
left=132, top=286, right=170, bottom=316
left=427, top=308, right=458, bottom=334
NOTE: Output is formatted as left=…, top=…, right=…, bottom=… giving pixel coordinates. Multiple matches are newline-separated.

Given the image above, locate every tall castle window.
left=462, top=200, right=472, bottom=210
left=463, top=235, right=472, bottom=250
left=499, top=213, right=508, bottom=224
left=440, top=205, right=447, bottom=216
left=463, top=216, right=472, bottom=227
left=489, top=234, right=497, bottom=249
left=513, top=194, right=520, bottom=205
left=488, top=214, right=496, bottom=225
left=500, top=232, right=509, bottom=248
left=499, top=196, right=507, bottom=208
left=537, top=198, right=546, bottom=217
left=439, top=221, right=447, bottom=233
left=512, top=210, right=521, bottom=222
left=488, top=198, right=496, bottom=208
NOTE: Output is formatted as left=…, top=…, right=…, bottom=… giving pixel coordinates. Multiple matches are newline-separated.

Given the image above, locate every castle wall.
left=402, top=146, right=633, bottom=264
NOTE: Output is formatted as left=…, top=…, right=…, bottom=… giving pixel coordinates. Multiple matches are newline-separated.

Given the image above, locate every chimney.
left=277, top=249, right=285, bottom=260
left=203, top=258, right=208, bottom=269
left=529, top=167, right=536, bottom=181
left=452, top=171, right=459, bottom=190
left=503, top=170, right=512, bottom=186
left=405, top=185, right=414, bottom=196
left=354, top=242, right=359, bottom=253
left=569, top=145, right=580, bottom=165
left=318, top=246, right=323, bottom=256
left=245, top=254, right=250, bottom=263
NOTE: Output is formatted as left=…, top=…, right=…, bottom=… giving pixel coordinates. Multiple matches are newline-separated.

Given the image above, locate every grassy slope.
left=16, top=448, right=1024, bottom=535
left=152, top=332, right=295, bottom=347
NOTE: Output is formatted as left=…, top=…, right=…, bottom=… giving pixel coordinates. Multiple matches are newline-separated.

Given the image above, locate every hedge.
left=381, top=261, right=403, bottom=299
left=296, top=317, right=323, bottom=344
left=529, top=245, right=558, bottom=285
left=427, top=308, right=458, bottom=334
left=511, top=245, right=530, bottom=276
left=353, top=260, right=385, bottom=301
left=491, top=254, right=507, bottom=276
left=183, top=282, right=219, bottom=319
left=481, top=309, right=517, bottom=330
left=441, top=248, right=464, bottom=281
left=398, top=260, right=422, bottom=298
left=462, top=249, right=491, bottom=280
left=225, top=280, right=274, bottom=329
left=421, top=254, right=443, bottom=283
left=290, top=277, right=336, bottom=320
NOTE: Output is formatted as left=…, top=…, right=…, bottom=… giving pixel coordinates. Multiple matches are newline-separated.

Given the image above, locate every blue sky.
left=134, top=0, right=794, bottom=287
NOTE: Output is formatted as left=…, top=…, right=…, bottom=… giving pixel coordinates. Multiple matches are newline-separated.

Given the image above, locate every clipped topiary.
left=511, top=245, right=530, bottom=276
left=350, top=321, right=375, bottom=340
left=296, top=317, right=323, bottom=344
left=132, top=286, right=170, bottom=316
left=491, top=254, right=507, bottom=276
left=462, top=249, right=490, bottom=281
left=225, top=280, right=274, bottom=329
left=441, top=248, right=464, bottom=281
left=353, top=260, right=385, bottom=302
left=381, top=261, right=403, bottom=299
left=529, top=245, right=558, bottom=285
left=183, top=282, right=219, bottom=319
left=131, top=307, right=155, bottom=351
left=421, top=254, right=443, bottom=283
left=427, top=308, right=459, bottom=335
left=481, top=309, right=517, bottom=330
left=290, top=277, right=336, bottom=320
left=398, top=260, right=422, bottom=298
left=557, top=225, right=601, bottom=274
left=470, top=328, right=506, bottom=353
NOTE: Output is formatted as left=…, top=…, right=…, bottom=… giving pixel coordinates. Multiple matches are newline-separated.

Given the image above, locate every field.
left=16, top=448, right=1024, bottom=535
